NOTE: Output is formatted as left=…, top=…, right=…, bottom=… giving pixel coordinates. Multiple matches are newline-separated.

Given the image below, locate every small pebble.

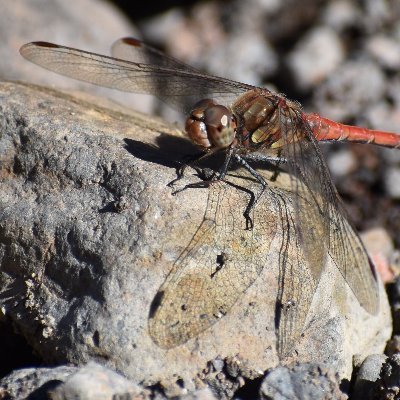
left=384, top=167, right=400, bottom=199
left=287, top=26, right=344, bottom=91
left=327, top=149, right=357, bottom=177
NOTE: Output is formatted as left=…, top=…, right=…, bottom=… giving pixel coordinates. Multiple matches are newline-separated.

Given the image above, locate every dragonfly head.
left=185, top=99, right=237, bottom=150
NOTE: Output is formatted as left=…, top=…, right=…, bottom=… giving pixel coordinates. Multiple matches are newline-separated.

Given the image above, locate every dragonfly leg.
left=234, top=154, right=268, bottom=229
left=170, top=147, right=234, bottom=195
left=171, top=178, right=215, bottom=196
left=170, top=152, right=223, bottom=196
left=216, top=146, right=235, bottom=180
left=240, top=153, right=286, bottom=164
left=167, top=151, right=207, bottom=187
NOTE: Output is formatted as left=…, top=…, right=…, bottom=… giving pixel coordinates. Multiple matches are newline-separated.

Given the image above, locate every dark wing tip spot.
left=20, top=41, right=60, bottom=57
left=121, top=37, right=142, bottom=47
left=34, top=41, right=60, bottom=48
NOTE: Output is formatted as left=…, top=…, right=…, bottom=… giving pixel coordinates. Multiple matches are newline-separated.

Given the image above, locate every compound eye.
left=204, top=105, right=236, bottom=148
left=185, top=119, right=211, bottom=148
left=190, top=99, right=217, bottom=120
left=204, top=105, right=232, bottom=130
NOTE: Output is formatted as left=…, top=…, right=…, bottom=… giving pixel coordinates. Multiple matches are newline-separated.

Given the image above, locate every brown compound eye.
left=185, top=118, right=210, bottom=148
left=203, top=105, right=236, bottom=149
left=190, top=99, right=217, bottom=120
left=185, top=100, right=236, bottom=150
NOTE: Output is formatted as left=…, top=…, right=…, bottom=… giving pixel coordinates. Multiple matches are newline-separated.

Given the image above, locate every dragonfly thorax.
left=232, top=89, right=283, bottom=150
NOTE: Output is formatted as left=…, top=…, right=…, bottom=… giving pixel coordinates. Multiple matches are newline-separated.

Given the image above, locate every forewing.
left=111, top=37, right=199, bottom=72
left=278, top=106, right=329, bottom=286
left=273, top=190, right=318, bottom=357
left=327, top=196, right=379, bottom=314
left=278, top=105, right=379, bottom=315
left=20, top=41, right=253, bottom=113
left=148, top=176, right=278, bottom=349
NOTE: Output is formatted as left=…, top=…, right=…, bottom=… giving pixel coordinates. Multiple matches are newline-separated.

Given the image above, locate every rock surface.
left=0, top=362, right=218, bottom=400
left=0, top=362, right=146, bottom=400
left=0, top=365, right=78, bottom=399
left=259, top=363, right=347, bottom=400
left=48, top=362, right=144, bottom=400
left=352, top=354, right=387, bottom=400
left=0, top=81, right=392, bottom=397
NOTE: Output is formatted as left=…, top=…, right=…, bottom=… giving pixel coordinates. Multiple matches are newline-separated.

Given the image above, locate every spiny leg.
left=167, top=151, right=207, bottom=188
left=170, top=147, right=234, bottom=196
left=233, top=154, right=269, bottom=229
left=168, top=147, right=224, bottom=191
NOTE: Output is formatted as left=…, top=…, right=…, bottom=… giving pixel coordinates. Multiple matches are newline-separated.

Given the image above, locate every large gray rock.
left=0, top=81, right=392, bottom=397
left=0, top=365, right=78, bottom=399
left=260, top=363, right=347, bottom=400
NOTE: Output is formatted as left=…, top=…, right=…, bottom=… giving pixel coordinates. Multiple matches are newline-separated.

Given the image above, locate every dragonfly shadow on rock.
left=124, top=133, right=216, bottom=171
left=123, top=133, right=257, bottom=186
left=123, top=134, right=194, bottom=170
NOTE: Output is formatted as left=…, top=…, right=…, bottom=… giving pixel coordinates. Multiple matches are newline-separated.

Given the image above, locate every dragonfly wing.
left=111, top=37, right=200, bottom=72
left=327, top=199, right=379, bottom=314
left=148, top=176, right=278, bottom=349
left=265, top=189, right=318, bottom=358
left=278, top=107, right=329, bottom=285
left=20, top=41, right=253, bottom=113
left=278, top=106, right=379, bottom=315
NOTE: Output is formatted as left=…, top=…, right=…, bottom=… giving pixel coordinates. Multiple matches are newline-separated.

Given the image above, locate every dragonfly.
left=20, top=37, right=399, bottom=356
